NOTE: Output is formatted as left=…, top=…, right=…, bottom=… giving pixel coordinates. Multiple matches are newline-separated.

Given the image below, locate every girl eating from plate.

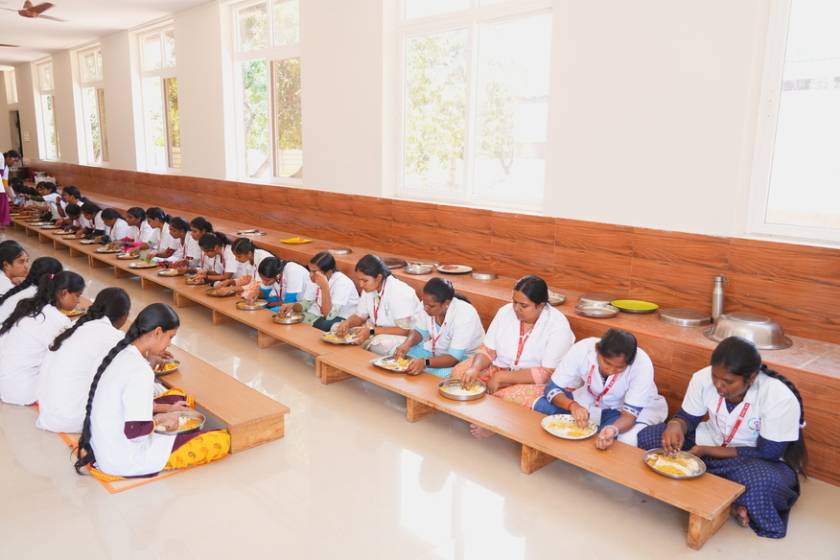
left=393, top=277, right=484, bottom=378
left=0, top=271, right=85, bottom=405
left=157, top=217, right=190, bottom=262
left=0, top=240, right=29, bottom=296
left=277, top=251, right=359, bottom=331
left=243, top=256, right=313, bottom=311
left=334, top=254, right=419, bottom=356
left=193, top=232, right=234, bottom=284
left=98, top=208, right=131, bottom=244
left=453, top=275, right=575, bottom=410
left=637, top=336, right=806, bottom=539
left=73, top=303, right=230, bottom=479
left=532, top=328, right=668, bottom=448
left=228, top=238, right=275, bottom=286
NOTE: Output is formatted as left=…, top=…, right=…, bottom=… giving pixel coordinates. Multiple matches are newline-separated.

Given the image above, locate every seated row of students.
left=0, top=262, right=230, bottom=478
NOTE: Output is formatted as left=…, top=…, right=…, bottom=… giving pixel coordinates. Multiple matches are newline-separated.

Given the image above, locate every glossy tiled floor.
left=2, top=229, right=839, bottom=559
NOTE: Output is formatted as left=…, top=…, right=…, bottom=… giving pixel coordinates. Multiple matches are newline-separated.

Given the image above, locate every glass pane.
left=142, top=77, right=166, bottom=170
left=164, top=29, right=177, bottom=68
left=272, top=58, right=302, bottom=178
left=39, top=63, right=53, bottom=91
left=238, top=3, right=269, bottom=52
left=241, top=60, right=270, bottom=178
left=404, top=0, right=469, bottom=20
left=272, top=0, right=300, bottom=46
left=403, top=29, right=469, bottom=191
left=142, top=33, right=162, bottom=72
left=82, top=87, right=103, bottom=163
left=164, top=78, right=181, bottom=169
left=97, top=88, right=109, bottom=162
left=42, top=94, right=58, bottom=159
left=473, top=14, right=551, bottom=205
left=766, top=1, right=840, bottom=229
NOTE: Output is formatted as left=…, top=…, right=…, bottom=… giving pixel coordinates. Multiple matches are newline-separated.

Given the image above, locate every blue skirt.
left=637, top=423, right=800, bottom=539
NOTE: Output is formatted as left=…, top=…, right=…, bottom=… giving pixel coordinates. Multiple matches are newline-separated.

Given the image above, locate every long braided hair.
left=0, top=271, right=84, bottom=336
left=74, top=303, right=180, bottom=474
left=711, top=336, right=808, bottom=476
left=50, top=287, right=131, bottom=351
left=0, top=256, right=63, bottom=307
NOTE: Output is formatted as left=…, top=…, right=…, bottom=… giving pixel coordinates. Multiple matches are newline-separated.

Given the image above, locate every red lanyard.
left=585, top=364, right=621, bottom=406
left=513, top=322, right=534, bottom=368
left=429, top=316, right=446, bottom=355
left=715, top=397, right=751, bottom=447
left=372, top=284, right=386, bottom=325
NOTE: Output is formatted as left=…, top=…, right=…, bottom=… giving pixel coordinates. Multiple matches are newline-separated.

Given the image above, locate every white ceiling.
left=0, top=0, right=211, bottom=65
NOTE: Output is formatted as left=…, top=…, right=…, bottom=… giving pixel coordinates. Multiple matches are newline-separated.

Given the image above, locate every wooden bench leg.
left=68, top=247, right=82, bottom=258
left=257, top=331, right=279, bottom=349
left=520, top=444, right=556, bottom=474
left=140, top=277, right=151, bottom=289
left=38, top=233, right=49, bottom=244
left=405, top=397, right=436, bottom=423
left=317, top=361, right=353, bottom=385
left=172, top=292, right=196, bottom=308
left=212, top=310, right=231, bottom=326
left=687, top=508, right=729, bottom=550
left=52, top=239, right=61, bottom=250
left=114, top=267, right=132, bottom=279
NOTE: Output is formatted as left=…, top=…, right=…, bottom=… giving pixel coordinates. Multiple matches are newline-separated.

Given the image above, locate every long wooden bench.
left=315, top=346, right=744, bottom=550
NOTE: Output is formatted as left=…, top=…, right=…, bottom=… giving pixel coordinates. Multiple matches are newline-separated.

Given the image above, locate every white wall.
left=14, top=63, right=38, bottom=160
left=51, top=50, right=80, bottom=164
left=0, top=72, right=12, bottom=151
left=2, top=0, right=781, bottom=242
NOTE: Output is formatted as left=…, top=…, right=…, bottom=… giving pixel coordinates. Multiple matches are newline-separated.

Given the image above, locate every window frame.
left=137, top=24, right=181, bottom=172
left=396, top=0, right=553, bottom=213
left=231, top=0, right=303, bottom=185
left=747, top=0, right=840, bottom=244
left=76, top=45, right=109, bottom=165
left=34, top=59, right=59, bottom=161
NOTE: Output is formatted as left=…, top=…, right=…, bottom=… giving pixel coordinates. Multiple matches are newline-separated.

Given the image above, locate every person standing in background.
left=0, top=151, right=21, bottom=230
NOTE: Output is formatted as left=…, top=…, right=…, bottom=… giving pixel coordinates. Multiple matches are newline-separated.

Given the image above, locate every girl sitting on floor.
left=227, top=238, right=275, bottom=286
left=125, top=207, right=156, bottom=248
left=80, top=202, right=105, bottom=237
left=98, top=208, right=131, bottom=244
left=274, top=252, right=357, bottom=330
left=637, top=336, right=807, bottom=539
left=194, top=232, right=235, bottom=284
left=0, top=271, right=85, bottom=405
left=0, top=256, right=64, bottom=325
left=334, top=254, right=419, bottom=356
left=157, top=217, right=190, bottom=262
left=36, top=288, right=132, bottom=433
left=393, top=277, right=484, bottom=378
left=73, top=303, right=230, bottom=478
left=0, top=240, right=29, bottom=296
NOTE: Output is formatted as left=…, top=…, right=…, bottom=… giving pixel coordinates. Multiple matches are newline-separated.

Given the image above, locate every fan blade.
left=23, top=1, right=34, bottom=10
left=31, top=3, right=54, bottom=15
left=0, top=44, right=20, bottom=48
left=37, top=14, right=64, bottom=22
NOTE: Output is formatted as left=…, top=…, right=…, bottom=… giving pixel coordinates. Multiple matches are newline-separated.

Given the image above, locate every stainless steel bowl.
left=704, top=312, right=793, bottom=350
left=548, top=289, right=566, bottom=306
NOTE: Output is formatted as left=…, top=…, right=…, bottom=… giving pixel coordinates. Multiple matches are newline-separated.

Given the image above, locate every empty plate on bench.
left=541, top=414, right=598, bottom=440
left=154, top=359, right=180, bottom=376
left=281, top=236, right=312, bottom=245
left=154, top=411, right=205, bottom=435
left=438, top=379, right=487, bottom=401
left=548, top=290, right=566, bottom=306
left=643, top=449, right=706, bottom=479
left=575, top=304, right=619, bottom=319
left=206, top=287, right=237, bottom=297
left=328, top=247, right=352, bottom=256
left=371, top=355, right=413, bottom=374
left=237, top=299, right=268, bottom=311
left=437, top=264, right=473, bottom=275
left=273, top=312, right=304, bottom=325
left=237, top=229, right=265, bottom=236
left=611, top=299, right=659, bottom=314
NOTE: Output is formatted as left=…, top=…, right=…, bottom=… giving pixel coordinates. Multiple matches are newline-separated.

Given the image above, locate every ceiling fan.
left=0, top=44, right=20, bottom=47
left=0, top=1, right=66, bottom=22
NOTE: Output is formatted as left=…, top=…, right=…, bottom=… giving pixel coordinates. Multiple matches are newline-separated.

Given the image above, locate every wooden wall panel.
left=33, top=161, right=840, bottom=345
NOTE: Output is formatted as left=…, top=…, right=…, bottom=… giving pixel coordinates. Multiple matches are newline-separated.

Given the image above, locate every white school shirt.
left=36, top=317, right=125, bottom=433
left=355, top=275, right=419, bottom=328
left=226, top=248, right=273, bottom=279
left=0, top=273, right=14, bottom=297
left=550, top=337, right=663, bottom=416
left=483, top=303, right=575, bottom=370
left=106, top=217, right=131, bottom=241
left=0, top=285, right=36, bottom=325
left=89, top=345, right=176, bottom=476
left=0, top=305, right=71, bottom=405
left=280, top=261, right=313, bottom=298
left=129, top=221, right=156, bottom=245
left=81, top=210, right=106, bottom=231
left=412, top=297, right=485, bottom=360
left=159, top=223, right=179, bottom=252
left=682, top=367, right=801, bottom=448
left=199, top=245, right=234, bottom=274
left=184, top=234, right=203, bottom=262
left=304, top=270, right=359, bottom=319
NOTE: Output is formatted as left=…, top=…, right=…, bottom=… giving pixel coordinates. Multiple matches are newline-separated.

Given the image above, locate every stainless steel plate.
left=438, top=379, right=487, bottom=401
left=383, top=257, right=407, bottom=269
left=273, top=312, right=304, bottom=325
left=471, top=271, right=497, bottom=281
left=129, top=262, right=157, bottom=269
left=643, top=449, right=707, bottom=480
left=548, top=289, right=566, bottom=306
left=575, top=304, right=619, bottom=318
left=578, top=292, right=619, bottom=306
left=437, top=264, right=473, bottom=275
left=659, top=308, right=712, bottom=327
left=237, top=299, right=268, bottom=311
left=328, top=247, right=352, bottom=256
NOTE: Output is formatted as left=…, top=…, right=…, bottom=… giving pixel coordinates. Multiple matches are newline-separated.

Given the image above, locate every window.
left=750, top=1, right=840, bottom=243
left=138, top=26, right=181, bottom=171
left=399, top=0, right=552, bottom=210
left=4, top=69, right=17, bottom=104
left=77, top=46, right=109, bottom=164
left=35, top=61, right=59, bottom=160
left=232, top=0, right=302, bottom=181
